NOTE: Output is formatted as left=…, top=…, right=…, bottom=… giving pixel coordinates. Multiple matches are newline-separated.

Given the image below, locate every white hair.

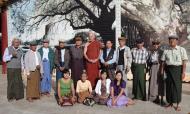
left=12, top=37, right=21, bottom=45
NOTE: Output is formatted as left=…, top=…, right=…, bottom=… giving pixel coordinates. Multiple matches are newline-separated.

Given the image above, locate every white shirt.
left=42, top=48, right=49, bottom=60
left=33, top=51, right=39, bottom=66
left=151, top=51, right=159, bottom=62
left=95, top=79, right=111, bottom=95
left=161, top=45, right=188, bottom=65
left=61, top=49, right=65, bottom=62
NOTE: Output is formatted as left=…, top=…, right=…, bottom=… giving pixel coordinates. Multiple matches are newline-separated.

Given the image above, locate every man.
left=70, top=36, right=85, bottom=88
left=54, top=39, right=70, bottom=95
left=3, top=38, right=24, bottom=101
left=161, top=35, right=188, bottom=111
left=25, top=41, right=43, bottom=102
left=148, top=38, right=165, bottom=106
left=100, top=40, right=116, bottom=80
left=116, top=37, right=132, bottom=82
left=84, top=31, right=101, bottom=88
left=38, top=39, right=54, bottom=96
left=131, top=38, right=149, bottom=101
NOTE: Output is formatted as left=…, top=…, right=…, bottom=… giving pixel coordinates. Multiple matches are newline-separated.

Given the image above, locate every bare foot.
left=174, top=106, right=181, bottom=111
left=27, top=98, right=33, bottom=102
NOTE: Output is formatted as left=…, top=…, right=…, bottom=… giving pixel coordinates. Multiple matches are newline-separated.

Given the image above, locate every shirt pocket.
left=175, top=53, right=181, bottom=62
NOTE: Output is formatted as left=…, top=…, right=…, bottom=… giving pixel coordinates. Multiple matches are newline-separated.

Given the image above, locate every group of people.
left=3, top=31, right=188, bottom=111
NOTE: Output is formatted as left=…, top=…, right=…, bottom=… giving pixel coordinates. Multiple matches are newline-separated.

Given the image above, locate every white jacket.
left=95, top=79, right=111, bottom=95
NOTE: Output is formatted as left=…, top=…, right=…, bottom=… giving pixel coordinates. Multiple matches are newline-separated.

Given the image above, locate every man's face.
left=43, top=42, right=49, bottom=48
left=119, top=40, right=126, bottom=46
left=169, top=39, right=177, bottom=47
left=137, top=42, right=144, bottom=48
left=152, top=42, right=160, bottom=50
left=59, top=42, right=65, bottom=48
left=88, top=32, right=95, bottom=41
left=30, top=45, right=37, bottom=51
left=75, top=40, right=82, bottom=46
left=106, top=41, right=112, bottom=49
left=13, top=39, right=20, bottom=48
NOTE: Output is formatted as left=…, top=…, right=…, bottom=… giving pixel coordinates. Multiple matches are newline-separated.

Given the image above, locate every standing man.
left=84, top=31, right=101, bottom=88
left=70, top=36, right=85, bottom=88
left=25, top=41, right=43, bottom=102
left=161, top=35, right=188, bottom=111
left=131, top=38, right=149, bottom=101
left=54, top=39, right=70, bottom=95
left=3, top=38, right=24, bottom=101
left=116, top=37, right=132, bottom=82
left=148, top=38, right=165, bottom=106
left=100, top=40, right=116, bottom=80
left=38, top=39, right=54, bottom=96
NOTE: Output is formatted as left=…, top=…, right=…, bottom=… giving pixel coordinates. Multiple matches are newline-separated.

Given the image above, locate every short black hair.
left=63, top=69, right=70, bottom=74
left=100, top=69, right=107, bottom=75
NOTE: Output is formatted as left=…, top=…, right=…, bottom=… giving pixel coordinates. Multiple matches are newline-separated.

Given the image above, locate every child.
left=76, top=72, right=92, bottom=103
left=94, top=70, right=111, bottom=105
left=107, top=70, right=134, bottom=107
left=58, top=69, right=76, bottom=106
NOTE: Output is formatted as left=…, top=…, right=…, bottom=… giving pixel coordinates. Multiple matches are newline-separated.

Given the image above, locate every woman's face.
left=81, top=74, right=87, bottom=81
left=63, top=72, right=70, bottom=79
left=115, top=73, right=122, bottom=81
left=101, top=72, right=107, bottom=80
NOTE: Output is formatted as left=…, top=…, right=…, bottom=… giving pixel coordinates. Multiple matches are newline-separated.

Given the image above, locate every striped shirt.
left=131, top=47, right=149, bottom=64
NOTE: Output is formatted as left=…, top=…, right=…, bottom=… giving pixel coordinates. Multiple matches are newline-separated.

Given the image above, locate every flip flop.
left=174, top=106, right=181, bottom=111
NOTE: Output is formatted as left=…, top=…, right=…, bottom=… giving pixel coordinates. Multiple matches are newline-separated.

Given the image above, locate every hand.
left=83, top=69, right=86, bottom=73
left=125, top=67, right=130, bottom=73
left=59, top=67, right=64, bottom=71
left=12, top=51, right=17, bottom=57
left=27, top=75, right=31, bottom=80
left=88, top=59, right=93, bottom=63
left=59, top=98, right=63, bottom=103
left=112, top=99, right=116, bottom=106
left=182, top=73, right=185, bottom=80
left=36, top=65, right=40, bottom=70
left=71, top=96, right=76, bottom=103
left=104, top=62, right=109, bottom=66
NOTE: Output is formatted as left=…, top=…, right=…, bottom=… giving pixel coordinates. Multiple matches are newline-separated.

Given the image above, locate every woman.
left=76, top=72, right=92, bottom=103
left=107, top=71, right=134, bottom=107
left=57, top=69, right=76, bottom=106
left=94, top=70, right=111, bottom=105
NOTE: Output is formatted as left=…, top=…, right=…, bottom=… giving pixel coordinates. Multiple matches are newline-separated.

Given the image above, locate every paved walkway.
left=0, top=74, right=190, bottom=114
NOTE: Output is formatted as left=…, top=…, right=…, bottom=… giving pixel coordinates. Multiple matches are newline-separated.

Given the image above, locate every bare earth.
left=0, top=72, right=190, bottom=114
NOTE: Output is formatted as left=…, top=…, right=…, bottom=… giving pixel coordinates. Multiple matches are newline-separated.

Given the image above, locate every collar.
left=107, top=48, right=111, bottom=51
left=169, top=45, right=179, bottom=50
left=119, top=46, right=125, bottom=50
left=12, top=46, right=20, bottom=51
left=136, top=47, right=145, bottom=51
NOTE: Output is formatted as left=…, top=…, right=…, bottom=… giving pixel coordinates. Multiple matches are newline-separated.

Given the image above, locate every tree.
left=11, top=0, right=115, bottom=42
left=121, top=0, right=189, bottom=42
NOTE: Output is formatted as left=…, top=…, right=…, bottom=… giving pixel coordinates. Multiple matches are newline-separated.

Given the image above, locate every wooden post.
left=115, top=0, right=121, bottom=47
left=1, top=7, right=8, bottom=74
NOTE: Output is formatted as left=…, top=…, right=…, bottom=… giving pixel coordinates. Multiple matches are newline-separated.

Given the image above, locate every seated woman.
left=58, top=69, right=76, bottom=106
left=107, top=70, right=134, bottom=107
left=94, top=70, right=111, bottom=105
left=76, top=72, right=92, bottom=103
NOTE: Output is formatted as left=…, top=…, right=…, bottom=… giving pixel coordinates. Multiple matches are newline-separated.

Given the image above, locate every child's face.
left=81, top=74, right=87, bottom=81
left=64, top=72, right=70, bottom=79
left=115, top=73, right=122, bottom=81
left=101, top=73, right=107, bottom=80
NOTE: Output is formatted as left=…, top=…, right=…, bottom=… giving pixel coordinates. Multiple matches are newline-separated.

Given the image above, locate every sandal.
left=174, top=106, right=181, bottom=111
left=164, top=104, right=173, bottom=109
